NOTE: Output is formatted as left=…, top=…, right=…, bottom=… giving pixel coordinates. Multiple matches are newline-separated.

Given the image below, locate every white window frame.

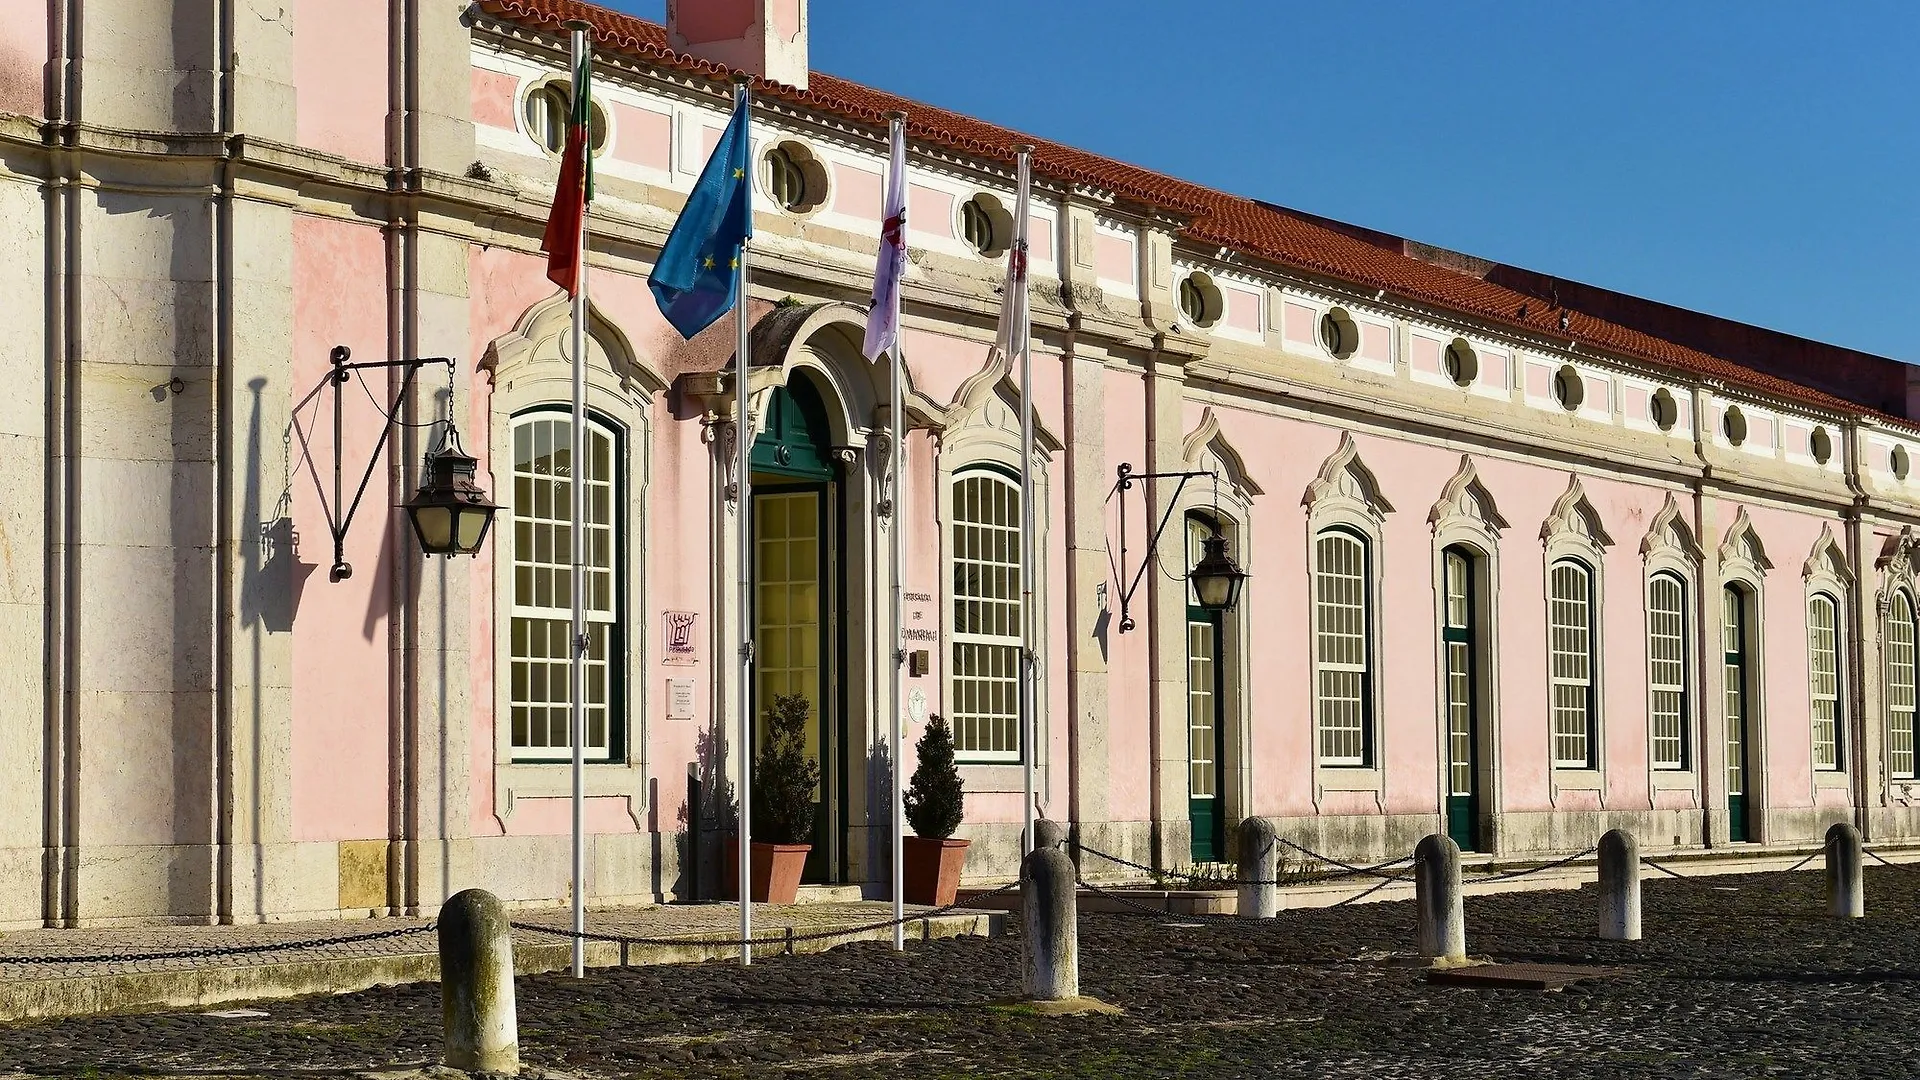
left=1549, top=559, right=1598, bottom=770
left=1314, top=527, right=1373, bottom=767
left=1809, top=592, right=1844, bottom=772
left=1886, top=590, right=1916, bottom=780
left=1648, top=571, right=1690, bottom=771
left=948, top=466, right=1024, bottom=763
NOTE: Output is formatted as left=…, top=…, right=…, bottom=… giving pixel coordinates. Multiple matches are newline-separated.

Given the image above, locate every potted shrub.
left=903, top=714, right=969, bottom=906
left=724, top=693, right=820, bottom=904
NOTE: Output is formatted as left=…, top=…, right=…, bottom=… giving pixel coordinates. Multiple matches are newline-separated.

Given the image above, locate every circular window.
left=961, top=193, right=1013, bottom=257
left=1895, top=445, right=1911, bottom=481
left=1809, top=426, right=1833, bottom=465
left=762, top=141, right=828, bottom=213
left=1443, top=338, right=1478, bottom=387
left=1552, top=365, right=1584, bottom=412
left=1178, top=273, right=1223, bottom=328
left=1722, top=405, right=1748, bottom=446
left=1650, top=388, right=1678, bottom=432
left=1319, top=308, right=1359, bottom=359
left=525, top=82, right=607, bottom=157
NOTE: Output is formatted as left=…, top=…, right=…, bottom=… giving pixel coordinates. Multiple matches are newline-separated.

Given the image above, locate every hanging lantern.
left=1188, top=533, right=1248, bottom=613
left=404, top=428, right=499, bottom=557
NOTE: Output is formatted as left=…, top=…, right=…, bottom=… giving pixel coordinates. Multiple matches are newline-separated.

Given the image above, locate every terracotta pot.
left=721, top=839, right=811, bottom=905
left=903, top=836, right=971, bottom=907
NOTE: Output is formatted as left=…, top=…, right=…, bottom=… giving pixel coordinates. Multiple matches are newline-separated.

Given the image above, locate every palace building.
left=3, top=0, right=1919, bottom=925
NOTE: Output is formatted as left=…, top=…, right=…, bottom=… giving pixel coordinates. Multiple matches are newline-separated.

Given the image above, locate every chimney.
left=666, top=0, right=808, bottom=90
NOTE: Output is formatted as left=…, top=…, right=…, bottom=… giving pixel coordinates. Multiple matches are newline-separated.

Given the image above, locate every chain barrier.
left=1644, top=847, right=1819, bottom=883
left=1274, top=838, right=1418, bottom=881
left=1462, top=846, right=1599, bottom=883
left=1864, top=848, right=1920, bottom=872
left=509, top=878, right=1022, bottom=953
left=1067, top=838, right=1412, bottom=889
left=0, top=923, right=436, bottom=967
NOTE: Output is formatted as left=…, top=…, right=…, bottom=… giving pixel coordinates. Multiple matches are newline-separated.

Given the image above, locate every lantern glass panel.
left=411, top=504, right=455, bottom=553
left=456, top=506, right=492, bottom=551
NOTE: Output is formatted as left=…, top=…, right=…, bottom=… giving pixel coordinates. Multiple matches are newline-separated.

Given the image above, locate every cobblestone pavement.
left=5, top=864, right=1920, bottom=1079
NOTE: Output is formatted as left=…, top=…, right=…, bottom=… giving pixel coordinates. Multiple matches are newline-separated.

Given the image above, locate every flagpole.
left=732, top=74, right=756, bottom=968
left=1014, top=147, right=1036, bottom=858
left=886, top=112, right=909, bottom=953
left=564, top=19, right=591, bottom=981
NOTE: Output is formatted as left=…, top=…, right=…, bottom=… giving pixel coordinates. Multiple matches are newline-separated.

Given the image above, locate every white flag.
left=993, top=152, right=1031, bottom=362
left=862, top=117, right=908, bottom=361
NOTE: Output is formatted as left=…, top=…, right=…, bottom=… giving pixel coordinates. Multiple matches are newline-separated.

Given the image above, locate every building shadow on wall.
left=675, top=716, right=738, bottom=901
left=864, top=735, right=895, bottom=891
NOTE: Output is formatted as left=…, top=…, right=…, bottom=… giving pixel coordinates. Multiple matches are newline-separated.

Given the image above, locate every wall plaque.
left=667, top=678, right=696, bottom=721
left=663, top=610, right=698, bottom=664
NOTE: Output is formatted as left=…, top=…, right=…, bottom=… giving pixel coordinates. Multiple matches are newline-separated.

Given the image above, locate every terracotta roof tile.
left=476, top=0, right=1905, bottom=428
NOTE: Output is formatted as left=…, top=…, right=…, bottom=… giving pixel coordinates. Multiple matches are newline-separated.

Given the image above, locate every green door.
left=1723, top=586, right=1750, bottom=843
left=749, top=379, right=844, bottom=884
left=1187, top=608, right=1226, bottom=862
left=1442, top=549, right=1482, bottom=852
left=1186, top=515, right=1227, bottom=864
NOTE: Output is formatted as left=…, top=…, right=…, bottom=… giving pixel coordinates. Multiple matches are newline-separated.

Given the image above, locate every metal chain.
left=1072, top=876, right=1245, bottom=920
left=1274, top=838, right=1418, bottom=881
left=1645, top=848, right=1819, bottom=882
left=1864, top=848, right=1920, bottom=872
left=1462, top=846, right=1598, bottom=883
left=0, top=923, right=436, bottom=966
left=1071, top=838, right=1411, bottom=887
left=509, top=878, right=1023, bottom=951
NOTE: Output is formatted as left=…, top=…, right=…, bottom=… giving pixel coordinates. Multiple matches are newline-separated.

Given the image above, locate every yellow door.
left=754, top=489, right=825, bottom=817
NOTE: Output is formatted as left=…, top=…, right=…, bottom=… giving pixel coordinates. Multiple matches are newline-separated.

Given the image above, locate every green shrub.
left=904, top=714, right=966, bottom=840
left=752, top=693, right=821, bottom=846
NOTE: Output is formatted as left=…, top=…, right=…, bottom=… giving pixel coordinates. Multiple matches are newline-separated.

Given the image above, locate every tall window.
left=951, top=469, right=1022, bottom=760
left=1648, top=572, right=1689, bottom=770
left=1889, top=591, right=1917, bottom=779
left=1723, top=587, right=1750, bottom=807
left=1549, top=560, right=1596, bottom=768
left=1314, top=528, right=1370, bottom=766
left=1809, top=593, right=1843, bottom=771
left=508, top=413, right=619, bottom=761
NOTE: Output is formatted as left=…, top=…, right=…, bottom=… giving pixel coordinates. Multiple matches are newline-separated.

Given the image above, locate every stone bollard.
left=1238, top=817, right=1279, bottom=920
left=1597, top=828, right=1641, bottom=941
left=439, top=888, right=519, bottom=1075
left=1825, top=822, right=1864, bottom=919
left=1033, top=818, right=1070, bottom=852
left=1021, top=845, right=1078, bottom=1001
left=1414, top=834, right=1465, bottom=962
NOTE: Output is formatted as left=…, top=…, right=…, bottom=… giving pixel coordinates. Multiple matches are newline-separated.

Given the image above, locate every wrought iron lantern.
left=1188, top=532, right=1248, bottom=614
left=404, top=428, right=499, bottom=557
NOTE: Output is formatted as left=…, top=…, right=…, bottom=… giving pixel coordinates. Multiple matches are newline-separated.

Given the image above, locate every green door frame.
left=1442, top=547, right=1482, bottom=853
left=1724, top=585, right=1751, bottom=843
left=1187, top=606, right=1227, bottom=863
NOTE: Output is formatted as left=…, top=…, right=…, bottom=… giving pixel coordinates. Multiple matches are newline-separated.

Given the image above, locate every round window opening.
left=1650, top=388, right=1678, bottom=432
left=1443, top=338, right=1478, bottom=387
left=1319, top=308, right=1359, bottom=359
left=762, top=142, right=828, bottom=213
left=1895, top=445, right=1911, bottom=481
left=1552, top=365, right=1584, bottom=412
left=525, top=82, right=607, bottom=157
left=1178, top=273, right=1223, bottom=328
left=1809, top=425, right=1833, bottom=465
left=961, top=193, right=1013, bottom=258
left=1722, top=405, right=1748, bottom=446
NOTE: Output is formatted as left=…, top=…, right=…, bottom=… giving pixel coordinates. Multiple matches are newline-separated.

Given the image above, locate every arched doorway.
left=1186, top=513, right=1228, bottom=863
left=1441, top=544, right=1488, bottom=852
left=750, top=374, right=848, bottom=883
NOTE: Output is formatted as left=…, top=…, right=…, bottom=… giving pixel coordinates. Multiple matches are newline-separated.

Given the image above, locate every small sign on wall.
left=663, top=611, right=698, bottom=665
left=666, top=678, right=696, bottom=721
left=903, top=590, right=938, bottom=646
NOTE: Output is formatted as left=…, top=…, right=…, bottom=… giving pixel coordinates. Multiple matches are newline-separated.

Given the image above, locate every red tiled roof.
left=477, top=0, right=1901, bottom=426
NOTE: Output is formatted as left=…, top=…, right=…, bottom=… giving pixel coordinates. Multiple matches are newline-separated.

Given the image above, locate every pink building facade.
left=4, top=0, right=1920, bottom=925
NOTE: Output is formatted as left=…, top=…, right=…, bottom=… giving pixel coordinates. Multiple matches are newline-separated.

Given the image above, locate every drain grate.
left=1428, top=963, right=1622, bottom=991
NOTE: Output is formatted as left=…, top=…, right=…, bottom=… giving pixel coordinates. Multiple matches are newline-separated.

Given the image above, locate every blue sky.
left=609, top=1, right=1918, bottom=361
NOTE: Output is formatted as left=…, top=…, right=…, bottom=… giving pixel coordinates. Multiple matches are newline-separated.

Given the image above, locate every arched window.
left=1809, top=593, right=1844, bottom=771
left=1549, top=559, right=1596, bottom=769
left=1722, top=584, right=1757, bottom=842
left=508, top=410, right=622, bottom=761
left=950, top=467, right=1022, bottom=761
left=1314, top=528, right=1371, bottom=766
left=1889, top=591, right=1917, bottom=779
left=1648, top=572, right=1690, bottom=770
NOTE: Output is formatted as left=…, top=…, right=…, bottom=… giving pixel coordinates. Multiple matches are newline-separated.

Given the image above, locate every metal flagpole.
left=565, top=20, right=590, bottom=981
left=733, top=74, right=756, bottom=968
left=1014, top=147, right=1036, bottom=857
left=887, top=113, right=908, bottom=952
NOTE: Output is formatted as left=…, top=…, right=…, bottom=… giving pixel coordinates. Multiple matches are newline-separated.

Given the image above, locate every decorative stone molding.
left=1180, top=407, right=1264, bottom=498
left=1302, top=432, right=1393, bottom=521
left=1718, top=506, right=1774, bottom=578
left=1640, top=493, right=1703, bottom=563
left=1804, top=524, right=1854, bottom=586
left=1539, top=475, right=1614, bottom=552
left=1427, top=455, right=1508, bottom=539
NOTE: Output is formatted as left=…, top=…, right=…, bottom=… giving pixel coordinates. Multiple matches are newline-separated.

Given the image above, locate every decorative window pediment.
left=1181, top=407, right=1264, bottom=497
left=1303, top=432, right=1393, bottom=521
left=1539, top=475, right=1614, bottom=551
left=1876, top=525, right=1920, bottom=577
left=1428, top=455, right=1508, bottom=538
left=1804, top=524, right=1854, bottom=587
left=1718, top=506, right=1773, bottom=577
left=1640, top=493, right=1703, bottom=563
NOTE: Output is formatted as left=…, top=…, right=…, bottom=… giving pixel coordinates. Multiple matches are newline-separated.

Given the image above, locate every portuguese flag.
left=540, top=45, right=594, bottom=296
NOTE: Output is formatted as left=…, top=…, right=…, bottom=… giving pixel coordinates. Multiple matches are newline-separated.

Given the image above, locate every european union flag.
left=648, top=94, right=753, bottom=340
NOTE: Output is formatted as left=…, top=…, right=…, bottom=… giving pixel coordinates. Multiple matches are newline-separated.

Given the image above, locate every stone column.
left=1021, top=846, right=1078, bottom=1001
left=439, top=888, right=518, bottom=1075
left=1597, top=828, right=1641, bottom=941
left=1825, top=822, right=1864, bottom=919
left=1237, top=816, right=1278, bottom=919
left=1033, top=818, right=1070, bottom=852
left=1414, top=834, right=1465, bottom=961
